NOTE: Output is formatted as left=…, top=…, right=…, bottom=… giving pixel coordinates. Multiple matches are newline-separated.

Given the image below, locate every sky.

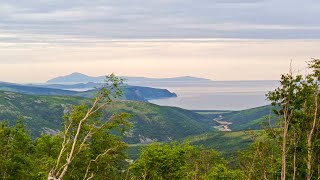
left=0, top=0, right=319, bottom=83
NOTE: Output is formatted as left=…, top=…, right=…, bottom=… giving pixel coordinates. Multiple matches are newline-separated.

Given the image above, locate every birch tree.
left=48, top=74, right=131, bottom=180
left=267, top=59, right=320, bottom=179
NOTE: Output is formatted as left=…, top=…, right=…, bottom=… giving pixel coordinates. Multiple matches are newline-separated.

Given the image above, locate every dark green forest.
left=0, top=60, right=319, bottom=179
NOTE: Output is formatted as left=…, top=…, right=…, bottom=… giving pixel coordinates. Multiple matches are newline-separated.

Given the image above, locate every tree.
left=34, top=135, right=62, bottom=178
left=239, top=59, right=320, bottom=180
left=48, top=74, right=131, bottom=180
left=130, top=142, right=195, bottom=180
left=0, top=120, right=36, bottom=179
left=264, top=59, right=319, bottom=179
left=129, top=142, right=244, bottom=180
left=238, top=131, right=280, bottom=180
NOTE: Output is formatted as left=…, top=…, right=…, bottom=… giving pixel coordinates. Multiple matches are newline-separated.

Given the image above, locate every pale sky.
left=0, top=0, right=319, bottom=83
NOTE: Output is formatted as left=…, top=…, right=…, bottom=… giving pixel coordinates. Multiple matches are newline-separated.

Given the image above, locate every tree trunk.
left=293, top=148, right=297, bottom=180
left=293, top=132, right=298, bottom=180
left=307, top=141, right=312, bottom=180
left=281, top=122, right=288, bottom=180
left=306, top=95, right=318, bottom=180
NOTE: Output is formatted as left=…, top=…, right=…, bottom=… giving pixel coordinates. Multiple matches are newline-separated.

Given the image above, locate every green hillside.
left=186, top=131, right=254, bottom=153
left=192, top=106, right=275, bottom=132
left=0, top=90, right=274, bottom=160
left=105, top=101, right=212, bottom=143
left=126, top=131, right=255, bottom=159
left=222, top=105, right=274, bottom=131
left=0, top=91, right=82, bottom=137
left=0, top=91, right=212, bottom=142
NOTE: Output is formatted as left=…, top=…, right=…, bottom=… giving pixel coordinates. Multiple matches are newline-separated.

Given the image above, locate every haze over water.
left=148, top=80, right=279, bottom=110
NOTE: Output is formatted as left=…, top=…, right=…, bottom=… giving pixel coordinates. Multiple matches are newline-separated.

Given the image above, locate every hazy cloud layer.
left=0, top=39, right=318, bottom=83
left=0, top=0, right=320, bottom=42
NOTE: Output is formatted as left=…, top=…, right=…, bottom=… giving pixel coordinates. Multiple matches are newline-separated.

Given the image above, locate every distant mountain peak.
left=47, top=72, right=103, bottom=84
left=70, top=72, right=85, bottom=75
left=167, top=76, right=212, bottom=81
left=47, top=73, right=212, bottom=84
left=67, top=72, right=91, bottom=77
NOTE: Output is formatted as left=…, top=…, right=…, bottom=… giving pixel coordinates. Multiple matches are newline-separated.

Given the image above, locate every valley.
left=0, top=87, right=271, bottom=155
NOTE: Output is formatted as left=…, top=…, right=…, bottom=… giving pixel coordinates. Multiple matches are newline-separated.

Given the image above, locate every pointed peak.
left=68, top=72, right=88, bottom=76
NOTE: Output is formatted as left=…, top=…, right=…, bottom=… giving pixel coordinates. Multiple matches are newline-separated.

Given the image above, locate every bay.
left=147, top=81, right=279, bottom=110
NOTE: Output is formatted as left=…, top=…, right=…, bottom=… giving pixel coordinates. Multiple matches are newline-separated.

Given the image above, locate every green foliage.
left=207, top=164, right=245, bottom=180
left=129, top=142, right=244, bottom=180
left=33, top=135, right=62, bottom=178
left=130, top=142, right=194, bottom=179
left=0, top=115, right=130, bottom=180
left=239, top=59, right=320, bottom=179
left=186, top=131, right=254, bottom=155
left=238, top=131, right=281, bottom=179
left=0, top=120, right=36, bottom=179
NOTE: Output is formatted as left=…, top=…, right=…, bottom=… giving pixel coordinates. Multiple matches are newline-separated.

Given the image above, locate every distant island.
left=47, top=72, right=213, bottom=84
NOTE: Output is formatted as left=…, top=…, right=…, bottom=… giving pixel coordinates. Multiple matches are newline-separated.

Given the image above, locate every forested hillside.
left=0, top=91, right=211, bottom=142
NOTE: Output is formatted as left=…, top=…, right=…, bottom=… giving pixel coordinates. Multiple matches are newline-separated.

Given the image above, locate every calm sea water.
left=147, top=81, right=279, bottom=111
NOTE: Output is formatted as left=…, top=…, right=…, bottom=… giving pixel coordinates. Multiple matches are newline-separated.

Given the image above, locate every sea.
left=145, top=81, right=279, bottom=111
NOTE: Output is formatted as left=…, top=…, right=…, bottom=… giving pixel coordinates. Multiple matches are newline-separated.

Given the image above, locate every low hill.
left=223, top=105, right=275, bottom=131
left=0, top=82, right=176, bottom=102
left=194, top=106, right=275, bottom=132
left=0, top=82, right=76, bottom=96
left=0, top=91, right=212, bottom=143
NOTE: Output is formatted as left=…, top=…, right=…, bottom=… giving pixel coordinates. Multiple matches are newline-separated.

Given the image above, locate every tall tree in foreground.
left=265, top=59, right=320, bottom=180
left=239, top=59, right=320, bottom=180
left=48, top=74, right=131, bottom=180
left=267, top=64, right=299, bottom=180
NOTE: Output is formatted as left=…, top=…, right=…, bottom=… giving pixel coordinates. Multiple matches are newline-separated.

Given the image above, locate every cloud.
left=0, top=0, right=319, bottom=43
